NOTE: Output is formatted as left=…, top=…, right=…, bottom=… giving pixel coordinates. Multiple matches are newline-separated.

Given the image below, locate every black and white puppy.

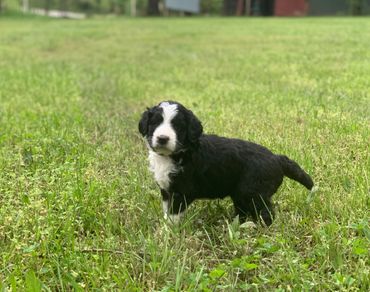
left=138, top=101, right=314, bottom=226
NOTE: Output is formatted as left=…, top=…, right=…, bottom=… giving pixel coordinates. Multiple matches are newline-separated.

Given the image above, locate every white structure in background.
left=22, top=0, right=86, bottom=19
left=31, top=8, right=86, bottom=19
left=165, top=0, right=200, bottom=14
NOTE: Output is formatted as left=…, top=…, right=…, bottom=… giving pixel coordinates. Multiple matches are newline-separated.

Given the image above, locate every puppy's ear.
left=187, top=110, right=203, bottom=146
left=138, top=108, right=151, bottom=136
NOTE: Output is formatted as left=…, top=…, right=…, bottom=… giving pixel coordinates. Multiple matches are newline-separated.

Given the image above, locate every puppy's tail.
left=278, top=155, right=314, bottom=190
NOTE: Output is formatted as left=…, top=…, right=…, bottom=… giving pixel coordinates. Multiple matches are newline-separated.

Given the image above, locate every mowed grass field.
left=0, top=16, right=369, bottom=290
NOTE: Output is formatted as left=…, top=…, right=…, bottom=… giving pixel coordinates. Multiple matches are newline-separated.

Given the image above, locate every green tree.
left=349, top=0, right=363, bottom=15
left=59, top=0, right=67, bottom=12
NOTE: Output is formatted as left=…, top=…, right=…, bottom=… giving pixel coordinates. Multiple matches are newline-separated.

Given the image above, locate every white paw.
left=167, top=213, right=183, bottom=225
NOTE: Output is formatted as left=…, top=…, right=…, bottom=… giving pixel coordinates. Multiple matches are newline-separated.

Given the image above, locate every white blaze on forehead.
left=159, top=102, right=178, bottom=121
left=151, top=102, right=178, bottom=153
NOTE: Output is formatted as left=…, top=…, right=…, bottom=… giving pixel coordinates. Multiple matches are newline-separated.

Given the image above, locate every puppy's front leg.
left=161, top=189, right=189, bottom=224
left=168, top=192, right=188, bottom=224
left=160, top=189, right=171, bottom=220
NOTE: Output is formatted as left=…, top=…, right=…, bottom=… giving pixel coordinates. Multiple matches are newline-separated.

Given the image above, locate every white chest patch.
left=148, top=150, right=178, bottom=191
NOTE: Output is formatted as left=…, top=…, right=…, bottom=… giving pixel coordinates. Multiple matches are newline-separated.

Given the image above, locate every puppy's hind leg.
left=231, top=195, right=252, bottom=223
left=232, top=193, right=275, bottom=226
left=250, top=194, right=275, bottom=226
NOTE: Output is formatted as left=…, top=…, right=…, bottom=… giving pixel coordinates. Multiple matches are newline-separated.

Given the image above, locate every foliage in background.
left=201, top=0, right=223, bottom=15
left=1, top=0, right=370, bottom=16
left=349, top=0, right=370, bottom=15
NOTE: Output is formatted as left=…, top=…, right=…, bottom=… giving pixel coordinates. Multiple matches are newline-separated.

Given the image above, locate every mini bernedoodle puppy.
left=139, top=101, right=314, bottom=226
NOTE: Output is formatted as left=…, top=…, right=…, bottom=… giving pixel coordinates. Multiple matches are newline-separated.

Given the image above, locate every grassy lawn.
left=0, top=16, right=369, bottom=290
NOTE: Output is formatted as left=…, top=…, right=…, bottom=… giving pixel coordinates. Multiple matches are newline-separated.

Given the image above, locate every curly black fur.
left=139, top=101, right=314, bottom=225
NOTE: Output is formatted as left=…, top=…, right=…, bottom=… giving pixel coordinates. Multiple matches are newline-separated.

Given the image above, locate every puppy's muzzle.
left=157, top=135, right=170, bottom=146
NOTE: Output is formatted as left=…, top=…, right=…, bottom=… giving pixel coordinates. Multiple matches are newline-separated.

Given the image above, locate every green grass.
left=0, top=16, right=369, bottom=290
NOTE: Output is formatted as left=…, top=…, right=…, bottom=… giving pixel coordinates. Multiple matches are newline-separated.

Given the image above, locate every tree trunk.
left=45, top=0, right=51, bottom=14
left=245, top=0, right=252, bottom=15
left=236, top=0, right=244, bottom=16
left=147, top=0, right=159, bottom=16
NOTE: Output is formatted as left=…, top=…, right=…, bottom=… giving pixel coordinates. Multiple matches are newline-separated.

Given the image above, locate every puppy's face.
left=139, top=101, right=203, bottom=156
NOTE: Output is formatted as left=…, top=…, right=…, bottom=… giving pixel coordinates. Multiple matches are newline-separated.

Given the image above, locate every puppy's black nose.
left=157, top=135, right=169, bottom=145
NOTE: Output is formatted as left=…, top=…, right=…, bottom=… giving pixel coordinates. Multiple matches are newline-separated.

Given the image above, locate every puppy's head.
left=139, top=101, right=203, bottom=155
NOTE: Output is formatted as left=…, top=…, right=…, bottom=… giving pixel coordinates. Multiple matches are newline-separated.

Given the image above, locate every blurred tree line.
left=0, top=0, right=368, bottom=16
left=0, top=0, right=223, bottom=15
left=0, top=0, right=226, bottom=15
